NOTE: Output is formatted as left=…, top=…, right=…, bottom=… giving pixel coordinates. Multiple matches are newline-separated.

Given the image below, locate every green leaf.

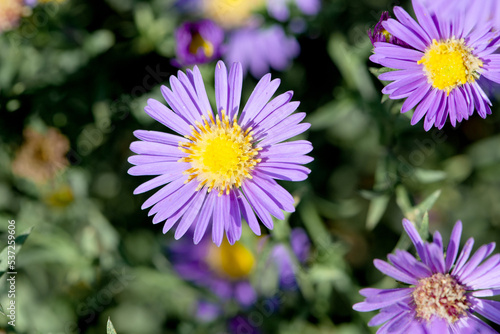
left=0, top=226, right=34, bottom=278
left=413, top=168, right=447, bottom=184
left=0, top=302, right=4, bottom=316
left=395, top=185, right=413, bottom=215
left=366, top=194, right=391, bottom=230
left=107, top=318, right=117, bottom=334
left=366, top=152, right=394, bottom=229
left=368, top=67, right=397, bottom=77
left=299, top=200, right=331, bottom=250
left=327, top=33, right=377, bottom=100
left=414, top=190, right=441, bottom=217
left=307, top=98, right=357, bottom=130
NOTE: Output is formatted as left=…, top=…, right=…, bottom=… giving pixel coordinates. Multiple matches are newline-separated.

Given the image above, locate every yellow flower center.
left=178, top=111, right=261, bottom=196
left=412, top=273, right=469, bottom=324
left=206, top=239, right=255, bottom=280
left=189, top=33, right=214, bottom=58
left=202, top=0, right=264, bottom=28
left=418, top=38, right=483, bottom=94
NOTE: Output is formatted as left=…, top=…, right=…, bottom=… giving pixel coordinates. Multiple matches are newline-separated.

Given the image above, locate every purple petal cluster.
left=174, top=19, right=224, bottom=67
left=354, top=219, right=500, bottom=333
left=370, top=0, right=500, bottom=130
left=128, top=61, right=312, bottom=245
left=224, top=25, right=300, bottom=78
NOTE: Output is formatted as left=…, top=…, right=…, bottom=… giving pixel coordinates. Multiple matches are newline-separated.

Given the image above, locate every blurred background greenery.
left=1, top=0, right=500, bottom=333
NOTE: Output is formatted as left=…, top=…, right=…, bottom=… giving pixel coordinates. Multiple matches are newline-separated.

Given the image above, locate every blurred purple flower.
left=354, top=219, right=500, bottom=333
left=224, top=25, right=300, bottom=78
left=24, top=0, right=37, bottom=7
left=367, top=12, right=409, bottom=48
left=168, top=234, right=258, bottom=307
left=196, top=300, right=222, bottom=322
left=174, top=19, right=224, bottom=67
left=267, top=0, right=320, bottom=21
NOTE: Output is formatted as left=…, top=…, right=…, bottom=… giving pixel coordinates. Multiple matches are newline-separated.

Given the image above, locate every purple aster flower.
left=174, top=19, right=224, bottom=67
left=128, top=61, right=312, bottom=245
left=267, top=0, right=320, bottom=21
left=354, top=219, right=500, bottom=333
left=129, top=61, right=312, bottom=245
left=370, top=0, right=500, bottom=130
left=168, top=233, right=258, bottom=307
left=367, top=12, right=409, bottom=48
left=224, top=25, right=300, bottom=78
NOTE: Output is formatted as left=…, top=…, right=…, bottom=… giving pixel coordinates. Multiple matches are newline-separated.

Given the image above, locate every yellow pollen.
left=189, top=33, right=214, bottom=58
left=178, top=110, right=261, bottom=196
left=412, top=273, right=469, bottom=324
left=381, top=29, right=392, bottom=42
left=418, top=38, right=483, bottom=95
left=206, top=239, right=255, bottom=280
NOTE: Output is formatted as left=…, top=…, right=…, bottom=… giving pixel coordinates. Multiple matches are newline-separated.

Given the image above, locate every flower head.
left=354, top=219, right=500, bottom=333
left=174, top=19, right=224, bottom=67
left=369, top=0, right=500, bottom=130
left=12, top=127, right=70, bottom=184
left=224, top=25, right=300, bottom=78
left=128, top=61, right=312, bottom=245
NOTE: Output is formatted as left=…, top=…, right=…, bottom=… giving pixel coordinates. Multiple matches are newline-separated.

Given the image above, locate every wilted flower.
left=354, top=219, right=500, bottom=333
left=0, top=0, right=27, bottom=32
left=367, top=12, right=409, bottom=47
left=369, top=0, right=500, bottom=130
left=224, top=25, right=300, bottom=78
left=174, top=19, right=224, bottom=67
left=128, top=61, right=312, bottom=245
left=12, top=127, right=70, bottom=184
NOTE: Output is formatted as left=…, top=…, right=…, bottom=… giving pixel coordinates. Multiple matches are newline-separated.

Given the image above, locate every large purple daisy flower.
left=128, top=61, right=312, bottom=245
left=370, top=0, right=500, bottom=130
left=354, top=219, right=500, bottom=333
